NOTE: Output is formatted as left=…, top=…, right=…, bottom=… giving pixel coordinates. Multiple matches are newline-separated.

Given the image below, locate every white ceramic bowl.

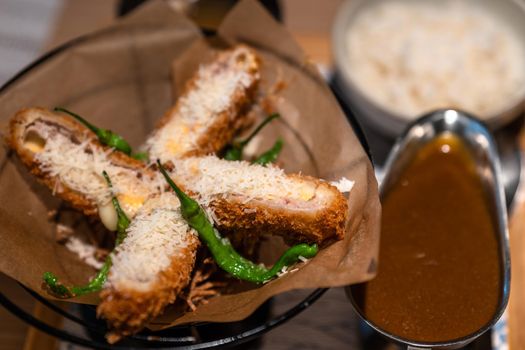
left=333, top=0, right=525, bottom=137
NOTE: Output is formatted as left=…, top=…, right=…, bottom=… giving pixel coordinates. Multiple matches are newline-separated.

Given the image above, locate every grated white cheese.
left=171, top=156, right=323, bottom=208
left=275, top=265, right=301, bottom=279
left=65, top=236, right=104, bottom=270
left=330, top=177, right=355, bottom=194
left=108, top=193, right=196, bottom=291
left=30, top=122, right=164, bottom=219
left=298, top=255, right=308, bottom=263
left=145, top=46, right=259, bottom=162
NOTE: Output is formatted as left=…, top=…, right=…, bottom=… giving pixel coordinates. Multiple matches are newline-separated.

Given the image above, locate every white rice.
left=345, top=0, right=525, bottom=119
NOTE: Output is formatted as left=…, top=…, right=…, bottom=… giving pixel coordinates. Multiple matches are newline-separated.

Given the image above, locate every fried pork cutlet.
left=97, top=193, right=199, bottom=343
left=144, top=45, right=260, bottom=162
left=6, top=107, right=162, bottom=230
left=170, top=156, right=351, bottom=246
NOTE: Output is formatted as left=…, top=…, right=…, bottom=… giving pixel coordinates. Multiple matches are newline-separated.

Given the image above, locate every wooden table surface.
left=507, top=132, right=525, bottom=350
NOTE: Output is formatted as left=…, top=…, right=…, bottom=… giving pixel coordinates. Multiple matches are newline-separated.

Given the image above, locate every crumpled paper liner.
left=0, top=0, right=380, bottom=327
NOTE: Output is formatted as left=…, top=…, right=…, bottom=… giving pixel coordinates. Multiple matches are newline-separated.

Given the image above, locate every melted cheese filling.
left=23, top=130, right=46, bottom=153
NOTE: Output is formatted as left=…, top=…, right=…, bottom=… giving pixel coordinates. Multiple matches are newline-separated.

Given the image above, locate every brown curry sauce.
left=353, top=135, right=502, bottom=343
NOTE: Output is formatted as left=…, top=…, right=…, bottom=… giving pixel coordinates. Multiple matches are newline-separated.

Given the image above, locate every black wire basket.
left=0, top=16, right=372, bottom=348
left=1, top=277, right=330, bottom=349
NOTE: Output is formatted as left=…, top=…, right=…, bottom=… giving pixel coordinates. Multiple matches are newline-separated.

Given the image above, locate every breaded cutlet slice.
left=97, top=193, right=199, bottom=343
left=170, top=156, right=351, bottom=246
left=6, top=107, right=163, bottom=230
left=144, top=45, right=260, bottom=162
left=7, top=109, right=350, bottom=246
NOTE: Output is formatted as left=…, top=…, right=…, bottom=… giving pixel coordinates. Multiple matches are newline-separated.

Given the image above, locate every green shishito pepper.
left=103, top=171, right=130, bottom=245
left=157, top=160, right=318, bottom=284
left=252, top=138, right=283, bottom=166
left=130, top=152, right=149, bottom=162
left=54, top=107, right=134, bottom=157
left=43, top=171, right=130, bottom=298
left=224, top=113, right=281, bottom=161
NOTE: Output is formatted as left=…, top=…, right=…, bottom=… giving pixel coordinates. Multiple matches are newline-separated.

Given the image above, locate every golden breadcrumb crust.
left=97, top=236, right=200, bottom=343
left=6, top=107, right=152, bottom=217
left=152, top=45, right=260, bottom=158
left=210, top=176, right=349, bottom=246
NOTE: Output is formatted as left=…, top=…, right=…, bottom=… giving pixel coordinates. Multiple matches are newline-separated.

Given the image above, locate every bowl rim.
left=332, top=0, right=525, bottom=134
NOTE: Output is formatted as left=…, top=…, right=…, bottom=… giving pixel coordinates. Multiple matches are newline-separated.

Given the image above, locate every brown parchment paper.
left=0, top=0, right=380, bottom=326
